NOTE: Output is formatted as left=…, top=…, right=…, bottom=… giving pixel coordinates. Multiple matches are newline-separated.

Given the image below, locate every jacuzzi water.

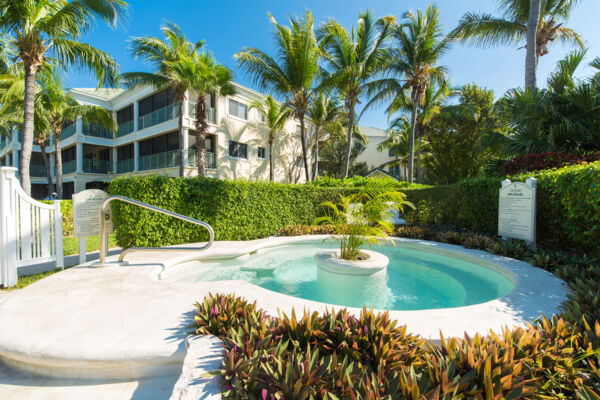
left=168, top=240, right=515, bottom=310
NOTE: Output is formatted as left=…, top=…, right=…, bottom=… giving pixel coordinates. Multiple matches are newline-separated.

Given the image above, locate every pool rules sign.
left=498, top=177, right=537, bottom=245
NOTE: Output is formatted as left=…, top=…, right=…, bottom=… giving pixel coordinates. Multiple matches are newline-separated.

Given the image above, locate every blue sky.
left=68, top=0, right=600, bottom=129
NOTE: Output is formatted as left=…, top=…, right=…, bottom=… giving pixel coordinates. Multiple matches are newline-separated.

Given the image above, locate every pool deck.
left=0, top=236, right=569, bottom=392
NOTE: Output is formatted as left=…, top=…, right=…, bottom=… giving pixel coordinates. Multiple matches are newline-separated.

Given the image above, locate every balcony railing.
left=62, top=124, right=76, bottom=139
left=189, top=103, right=216, bottom=124
left=188, top=149, right=216, bottom=169
left=63, top=160, right=76, bottom=174
left=82, top=123, right=113, bottom=139
left=137, top=102, right=179, bottom=131
left=30, top=165, right=47, bottom=177
left=138, top=149, right=216, bottom=171
left=83, top=159, right=112, bottom=174
left=116, top=158, right=134, bottom=174
left=116, top=120, right=135, bottom=137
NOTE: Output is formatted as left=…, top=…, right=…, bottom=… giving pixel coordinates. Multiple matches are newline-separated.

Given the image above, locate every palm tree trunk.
left=312, top=126, right=320, bottom=181
left=525, top=0, right=541, bottom=90
left=54, top=131, right=63, bottom=199
left=39, top=141, right=53, bottom=196
left=20, top=64, right=36, bottom=195
left=268, top=137, right=274, bottom=182
left=178, top=100, right=185, bottom=177
left=299, top=114, right=310, bottom=182
left=416, top=130, right=422, bottom=183
left=343, top=103, right=355, bottom=179
left=195, top=97, right=209, bottom=177
left=408, top=91, right=419, bottom=184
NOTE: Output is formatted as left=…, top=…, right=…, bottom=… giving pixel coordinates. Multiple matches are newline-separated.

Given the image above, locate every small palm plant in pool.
left=314, top=177, right=413, bottom=274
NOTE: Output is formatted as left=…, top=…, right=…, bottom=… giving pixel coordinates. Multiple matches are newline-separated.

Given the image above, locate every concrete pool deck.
left=0, top=236, right=569, bottom=387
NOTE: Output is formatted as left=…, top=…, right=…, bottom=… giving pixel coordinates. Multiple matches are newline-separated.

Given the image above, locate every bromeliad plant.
left=314, top=177, right=413, bottom=260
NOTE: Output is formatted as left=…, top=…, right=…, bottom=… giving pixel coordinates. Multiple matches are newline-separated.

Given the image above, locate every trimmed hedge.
left=403, top=161, right=600, bottom=254
left=108, top=175, right=354, bottom=248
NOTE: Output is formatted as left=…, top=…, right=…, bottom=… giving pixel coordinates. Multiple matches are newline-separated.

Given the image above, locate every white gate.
left=0, top=167, right=63, bottom=288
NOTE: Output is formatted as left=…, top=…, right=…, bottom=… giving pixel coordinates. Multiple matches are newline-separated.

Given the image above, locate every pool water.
left=171, top=241, right=514, bottom=310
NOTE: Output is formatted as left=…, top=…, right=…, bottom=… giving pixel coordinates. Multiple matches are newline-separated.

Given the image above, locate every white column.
left=0, top=167, right=18, bottom=287
left=11, top=150, right=18, bottom=168
left=112, top=147, right=118, bottom=174
left=182, top=128, right=189, bottom=166
left=75, top=116, right=83, bottom=134
left=133, top=101, right=139, bottom=132
left=76, top=142, right=83, bottom=173
left=49, top=153, right=56, bottom=177
left=183, top=92, right=190, bottom=118
left=133, top=141, right=139, bottom=171
left=11, top=127, right=18, bottom=142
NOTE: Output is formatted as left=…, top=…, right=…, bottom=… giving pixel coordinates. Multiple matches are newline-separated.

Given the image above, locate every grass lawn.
left=1, top=234, right=119, bottom=291
left=63, top=234, right=118, bottom=256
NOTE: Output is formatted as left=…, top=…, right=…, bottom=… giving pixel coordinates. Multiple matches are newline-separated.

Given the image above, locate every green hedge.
left=403, top=161, right=600, bottom=253
left=42, top=199, right=73, bottom=237
left=108, top=176, right=353, bottom=248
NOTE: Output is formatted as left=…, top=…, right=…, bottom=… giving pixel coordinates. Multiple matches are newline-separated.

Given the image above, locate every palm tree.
left=317, top=11, right=395, bottom=179
left=122, top=22, right=202, bottom=177
left=308, top=92, right=343, bottom=180
left=38, top=68, right=115, bottom=199
left=367, top=6, right=449, bottom=183
left=525, top=0, right=541, bottom=89
left=249, top=95, right=292, bottom=181
left=235, top=11, right=320, bottom=182
left=451, top=0, right=584, bottom=87
left=0, top=0, right=126, bottom=195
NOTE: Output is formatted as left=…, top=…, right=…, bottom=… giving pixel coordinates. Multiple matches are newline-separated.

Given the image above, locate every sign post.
left=73, top=189, right=113, bottom=264
left=498, top=177, right=537, bottom=249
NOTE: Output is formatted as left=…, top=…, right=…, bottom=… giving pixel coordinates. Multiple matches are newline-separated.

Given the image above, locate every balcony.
left=137, top=102, right=179, bottom=131
left=116, top=120, right=134, bottom=137
left=63, top=160, right=76, bottom=174
left=189, top=103, right=216, bottom=124
left=188, top=149, right=216, bottom=169
left=116, top=158, right=134, bottom=174
left=138, top=149, right=216, bottom=171
left=30, top=165, right=47, bottom=177
left=82, top=123, right=113, bottom=139
left=83, top=159, right=112, bottom=174
left=61, top=124, right=76, bottom=139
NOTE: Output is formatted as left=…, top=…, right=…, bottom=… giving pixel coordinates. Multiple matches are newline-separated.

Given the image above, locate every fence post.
left=54, top=201, right=64, bottom=270
left=0, top=167, right=18, bottom=287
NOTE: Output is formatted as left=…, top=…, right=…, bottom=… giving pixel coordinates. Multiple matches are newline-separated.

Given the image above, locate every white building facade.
left=0, top=83, right=307, bottom=199
left=355, top=126, right=405, bottom=179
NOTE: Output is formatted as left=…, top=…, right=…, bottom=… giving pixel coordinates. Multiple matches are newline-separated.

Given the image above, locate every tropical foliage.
left=314, top=177, right=412, bottom=260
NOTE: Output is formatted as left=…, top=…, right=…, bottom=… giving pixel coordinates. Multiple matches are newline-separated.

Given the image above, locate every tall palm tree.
left=235, top=11, right=320, bottom=182
left=525, top=0, right=542, bottom=89
left=122, top=22, right=202, bottom=177
left=38, top=68, right=115, bottom=199
left=0, top=0, right=126, bottom=195
left=367, top=6, right=449, bottom=183
left=308, top=92, right=343, bottom=180
left=451, top=0, right=584, bottom=88
left=249, top=95, right=292, bottom=181
left=317, top=11, right=395, bottom=179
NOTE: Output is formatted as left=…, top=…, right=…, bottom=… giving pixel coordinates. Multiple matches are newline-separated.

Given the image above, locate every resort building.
left=355, top=126, right=405, bottom=179
left=0, top=83, right=307, bottom=199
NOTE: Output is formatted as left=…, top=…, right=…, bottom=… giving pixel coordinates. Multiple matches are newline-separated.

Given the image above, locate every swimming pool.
left=165, top=240, right=515, bottom=310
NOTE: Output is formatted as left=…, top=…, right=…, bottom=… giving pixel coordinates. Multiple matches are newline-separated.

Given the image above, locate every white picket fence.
left=0, top=167, right=63, bottom=288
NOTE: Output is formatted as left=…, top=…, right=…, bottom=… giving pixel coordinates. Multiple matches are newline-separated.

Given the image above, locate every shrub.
left=42, top=199, right=73, bottom=237
left=501, top=151, right=600, bottom=175
left=310, top=175, right=431, bottom=190
left=403, top=161, right=600, bottom=254
left=107, top=175, right=356, bottom=248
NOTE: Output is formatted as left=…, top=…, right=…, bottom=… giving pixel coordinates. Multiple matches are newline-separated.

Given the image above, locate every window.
left=228, top=99, right=248, bottom=120
left=138, top=88, right=176, bottom=117
left=388, top=148, right=396, bottom=157
left=389, top=164, right=401, bottom=177
left=228, top=141, right=248, bottom=159
left=257, top=146, right=266, bottom=159
left=117, top=105, right=134, bottom=124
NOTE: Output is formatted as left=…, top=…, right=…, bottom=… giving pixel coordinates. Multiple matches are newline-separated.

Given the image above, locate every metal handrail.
left=97, top=195, right=214, bottom=266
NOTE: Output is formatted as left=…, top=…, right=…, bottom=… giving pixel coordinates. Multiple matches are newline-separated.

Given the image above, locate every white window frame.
left=228, top=98, right=248, bottom=121
left=256, top=146, right=267, bottom=160
left=228, top=140, right=249, bottom=160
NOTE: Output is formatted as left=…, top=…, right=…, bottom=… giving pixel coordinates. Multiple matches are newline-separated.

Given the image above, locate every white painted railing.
left=0, top=167, right=63, bottom=288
